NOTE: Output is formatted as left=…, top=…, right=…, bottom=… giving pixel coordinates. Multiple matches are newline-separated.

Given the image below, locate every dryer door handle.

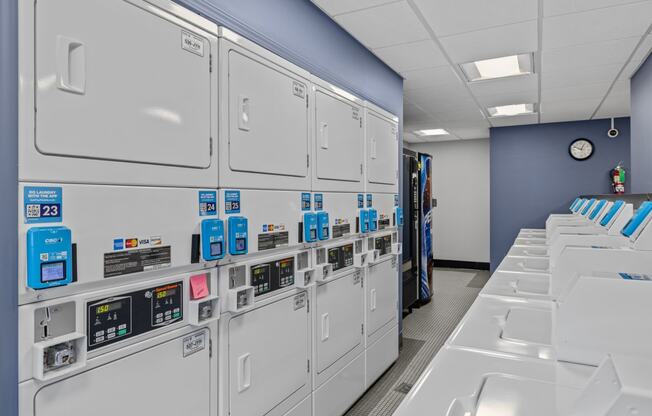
left=237, top=352, right=251, bottom=392
left=321, top=313, right=330, bottom=341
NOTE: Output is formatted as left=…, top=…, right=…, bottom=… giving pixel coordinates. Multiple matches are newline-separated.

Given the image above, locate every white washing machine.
left=19, top=184, right=223, bottom=304
left=19, top=269, right=219, bottom=416
left=364, top=102, right=399, bottom=195
left=218, top=27, right=312, bottom=191
left=311, top=237, right=366, bottom=416
left=18, top=0, right=218, bottom=188
left=310, top=77, right=364, bottom=194
left=218, top=249, right=314, bottom=416
left=364, top=230, right=400, bottom=387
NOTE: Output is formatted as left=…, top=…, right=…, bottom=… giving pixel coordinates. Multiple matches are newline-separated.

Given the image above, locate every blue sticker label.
left=619, top=273, right=652, bottom=281
left=198, top=191, right=217, bottom=216
left=24, top=186, right=62, bottom=223
left=394, top=194, right=399, bottom=207
left=225, top=190, right=241, bottom=214
left=366, top=194, right=373, bottom=208
left=314, top=193, right=323, bottom=211
left=358, top=194, right=364, bottom=209
left=113, top=239, right=124, bottom=250
left=301, top=193, right=311, bottom=211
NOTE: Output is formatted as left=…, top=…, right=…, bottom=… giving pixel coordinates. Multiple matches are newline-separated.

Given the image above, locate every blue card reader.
left=304, top=212, right=318, bottom=243
left=317, top=211, right=330, bottom=241
left=228, top=216, right=248, bottom=255
left=201, top=218, right=225, bottom=261
left=27, top=226, right=73, bottom=290
left=368, top=208, right=378, bottom=232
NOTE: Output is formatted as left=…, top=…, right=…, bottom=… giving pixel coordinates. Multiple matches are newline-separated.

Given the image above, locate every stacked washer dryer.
left=18, top=1, right=222, bottom=415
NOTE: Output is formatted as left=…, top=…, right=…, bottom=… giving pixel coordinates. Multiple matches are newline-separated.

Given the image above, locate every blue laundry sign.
left=24, top=186, right=62, bottom=223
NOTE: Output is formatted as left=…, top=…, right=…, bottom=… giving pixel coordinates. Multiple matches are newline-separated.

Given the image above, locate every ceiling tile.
left=610, top=80, right=631, bottom=96
left=434, top=106, right=487, bottom=123
left=412, top=0, right=538, bottom=37
left=542, top=37, right=639, bottom=72
left=544, top=0, right=650, bottom=17
left=334, top=2, right=429, bottom=48
left=468, top=74, right=538, bottom=97
left=448, top=126, right=491, bottom=140
left=543, top=2, right=652, bottom=49
left=404, top=102, right=434, bottom=125
left=476, top=89, right=539, bottom=108
left=311, top=0, right=400, bottom=16
left=594, top=93, right=631, bottom=118
left=439, top=119, right=491, bottom=129
left=373, top=39, right=448, bottom=72
left=620, top=59, right=643, bottom=80
left=402, top=65, right=462, bottom=90
left=540, top=98, right=601, bottom=123
left=489, top=113, right=539, bottom=127
left=439, top=20, right=538, bottom=63
left=631, top=34, right=652, bottom=63
left=541, top=64, right=622, bottom=89
left=541, top=83, right=611, bottom=102
left=421, top=134, right=460, bottom=142
left=405, top=85, right=474, bottom=112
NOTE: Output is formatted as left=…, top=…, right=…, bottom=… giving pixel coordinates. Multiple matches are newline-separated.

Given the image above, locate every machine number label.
left=366, top=194, right=373, bottom=208
left=293, top=292, right=307, bottom=310
left=183, top=332, right=206, bottom=357
left=181, top=31, right=204, bottom=56
left=357, top=194, right=364, bottom=209
left=353, top=271, right=361, bottom=285
left=292, top=81, right=306, bottom=98
left=24, top=186, right=62, bottom=223
left=314, top=194, right=323, bottom=211
left=198, top=191, right=217, bottom=216
left=104, top=246, right=171, bottom=278
left=352, top=107, right=360, bottom=120
left=225, top=190, right=241, bottom=214
left=301, top=193, right=311, bottom=211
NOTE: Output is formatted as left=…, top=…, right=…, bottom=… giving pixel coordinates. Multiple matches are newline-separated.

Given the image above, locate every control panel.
left=86, top=281, right=183, bottom=351
left=374, top=234, right=393, bottom=257
left=201, top=219, right=225, bottom=261
left=369, top=208, right=378, bottom=232
left=27, top=226, right=73, bottom=289
left=359, top=210, right=369, bottom=234
left=250, top=257, right=295, bottom=296
left=304, top=212, right=318, bottom=243
left=228, top=216, right=248, bottom=255
left=317, top=211, right=330, bottom=241
left=327, top=243, right=354, bottom=272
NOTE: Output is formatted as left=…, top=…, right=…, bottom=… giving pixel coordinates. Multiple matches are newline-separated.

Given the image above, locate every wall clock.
left=569, top=138, right=594, bottom=161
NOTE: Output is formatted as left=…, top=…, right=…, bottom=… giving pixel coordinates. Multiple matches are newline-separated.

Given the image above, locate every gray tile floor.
left=345, top=268, right=489, bottom=416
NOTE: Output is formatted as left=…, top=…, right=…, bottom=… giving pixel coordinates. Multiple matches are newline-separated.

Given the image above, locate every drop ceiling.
left=311, top=0, right=652, bottom=143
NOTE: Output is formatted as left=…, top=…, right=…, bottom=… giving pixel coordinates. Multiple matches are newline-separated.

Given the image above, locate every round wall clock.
left=569, top=138, right=594, bottom=161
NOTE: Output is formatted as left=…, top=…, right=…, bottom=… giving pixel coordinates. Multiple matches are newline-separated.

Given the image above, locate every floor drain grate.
left=394, top=383, right=413, bottom=395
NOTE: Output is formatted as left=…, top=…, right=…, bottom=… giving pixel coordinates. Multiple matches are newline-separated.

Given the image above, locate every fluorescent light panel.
left=460, top=53, right=533, bottom=82
left=414, top=128, right=448, bottom=136
left=487, top=103, right=535, bottom=117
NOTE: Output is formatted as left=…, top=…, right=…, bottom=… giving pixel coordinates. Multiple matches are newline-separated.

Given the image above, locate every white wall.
left=405, top=139, right=490, bottom=263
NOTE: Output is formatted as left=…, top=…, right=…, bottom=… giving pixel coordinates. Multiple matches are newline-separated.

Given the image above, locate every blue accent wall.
left=490, top=118, right=631, bottom=272
left=631, top=53, right=652, bottom=193
left=0, top=0, right=18, bottom=414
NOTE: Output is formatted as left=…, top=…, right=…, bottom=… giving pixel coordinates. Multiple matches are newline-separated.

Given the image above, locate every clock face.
left=569, top=138, right=594, bottom=161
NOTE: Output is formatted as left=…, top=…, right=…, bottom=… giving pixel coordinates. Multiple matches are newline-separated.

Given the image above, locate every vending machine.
left=401, top=150, right=419, bottom=312
left=418, top=153, right=433, bottom=303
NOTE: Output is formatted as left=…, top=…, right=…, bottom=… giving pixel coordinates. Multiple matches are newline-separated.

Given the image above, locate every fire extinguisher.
left=610, top=162, right=626, bottom=194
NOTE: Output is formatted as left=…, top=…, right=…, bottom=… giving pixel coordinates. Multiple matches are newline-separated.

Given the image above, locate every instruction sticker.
left=24, top=186, right=62, bottom=223
left=198, top=191, right=217, bottom=216
left=293, top=292, right=307, bottom=310
left=357, top=194, right=364, bottom=209
left=181, top=31, right=204, bottom=57
left=352, top=107, right=360, bottom=120
left=292, top=81, right=306, bottom=99
left=225, top=190, right=241, bottom=214
left=301, top=193, right=311, bottom=211
left=314, top=194, right=323, bottom=211
left=183, top=331, right=206, bottom=357
left=104, top=246, right=171, bottom=278
left=366, top=194, right=373, bottom=208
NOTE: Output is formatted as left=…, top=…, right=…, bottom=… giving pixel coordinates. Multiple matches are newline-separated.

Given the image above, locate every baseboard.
left=433, top=259, right=490, bottom=271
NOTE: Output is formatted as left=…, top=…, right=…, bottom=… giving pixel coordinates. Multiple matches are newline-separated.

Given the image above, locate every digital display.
left=156, top=287, right=177, bottom=299
left=210, top=242, right=222, bottom=257
left=236, top=238, right=246, bottom=251
left=41, top=261, right=65, bottom=283
left=96, top=301, right=123, bottom=315
left=310, top=229, right=317, bottom=240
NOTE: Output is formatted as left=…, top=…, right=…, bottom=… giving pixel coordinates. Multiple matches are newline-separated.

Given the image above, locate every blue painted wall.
left=0, top=0, right=18, bottom=414
left=490, top=118, right=631, bottom=272
left=631, top=53, right=652, bottom=193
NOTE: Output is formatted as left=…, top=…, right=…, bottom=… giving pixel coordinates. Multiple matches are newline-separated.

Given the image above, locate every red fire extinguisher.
left=610, top=162, right=626, bottom=194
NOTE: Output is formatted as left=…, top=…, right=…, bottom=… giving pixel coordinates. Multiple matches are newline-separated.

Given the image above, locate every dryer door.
left=366, top=257, right=398, bottom=338
left=34, top=330, right=211, bottom=416
left=366, top=111, right=398, bottom=188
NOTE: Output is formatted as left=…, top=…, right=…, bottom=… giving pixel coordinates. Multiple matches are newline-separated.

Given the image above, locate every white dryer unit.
left=364, top=231, right=400, bottom=387
left=218, top=28, right=312, bottom=191
left=312, top=238, right=366, bottom=416
left=218, top=250, right=314, bottom=416
left=317, top=192, right=361, bottom=242
left=367, top=193, right=400, bottom=233
left=19, top=184, right=222, bottom=304
left=364, top=102, right=399, bottom=194
left=311, top=77, right=364, bottom=193
left=18, top=269, right=219, bottom=416
left=19, top=0, right=218, bottom=188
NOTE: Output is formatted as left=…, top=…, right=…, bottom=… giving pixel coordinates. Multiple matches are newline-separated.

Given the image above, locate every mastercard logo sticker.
left=125, top=238, right=139, bottom=248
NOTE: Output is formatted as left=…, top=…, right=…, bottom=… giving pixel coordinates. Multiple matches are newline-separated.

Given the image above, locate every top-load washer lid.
left=621, top=201, right=652, bottom=238
left=581, top=199, right=597, bottom=216
left=600, top=200, right=625, bottom=227
left=588, top=200, right=606, bottom=220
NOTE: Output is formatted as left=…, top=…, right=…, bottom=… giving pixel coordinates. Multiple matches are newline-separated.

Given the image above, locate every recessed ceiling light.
left=460, top=53, right=533, bottom=82
left=487, top=103, right=535, bottom=118
left=414, top=128, right=448, bottom=136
